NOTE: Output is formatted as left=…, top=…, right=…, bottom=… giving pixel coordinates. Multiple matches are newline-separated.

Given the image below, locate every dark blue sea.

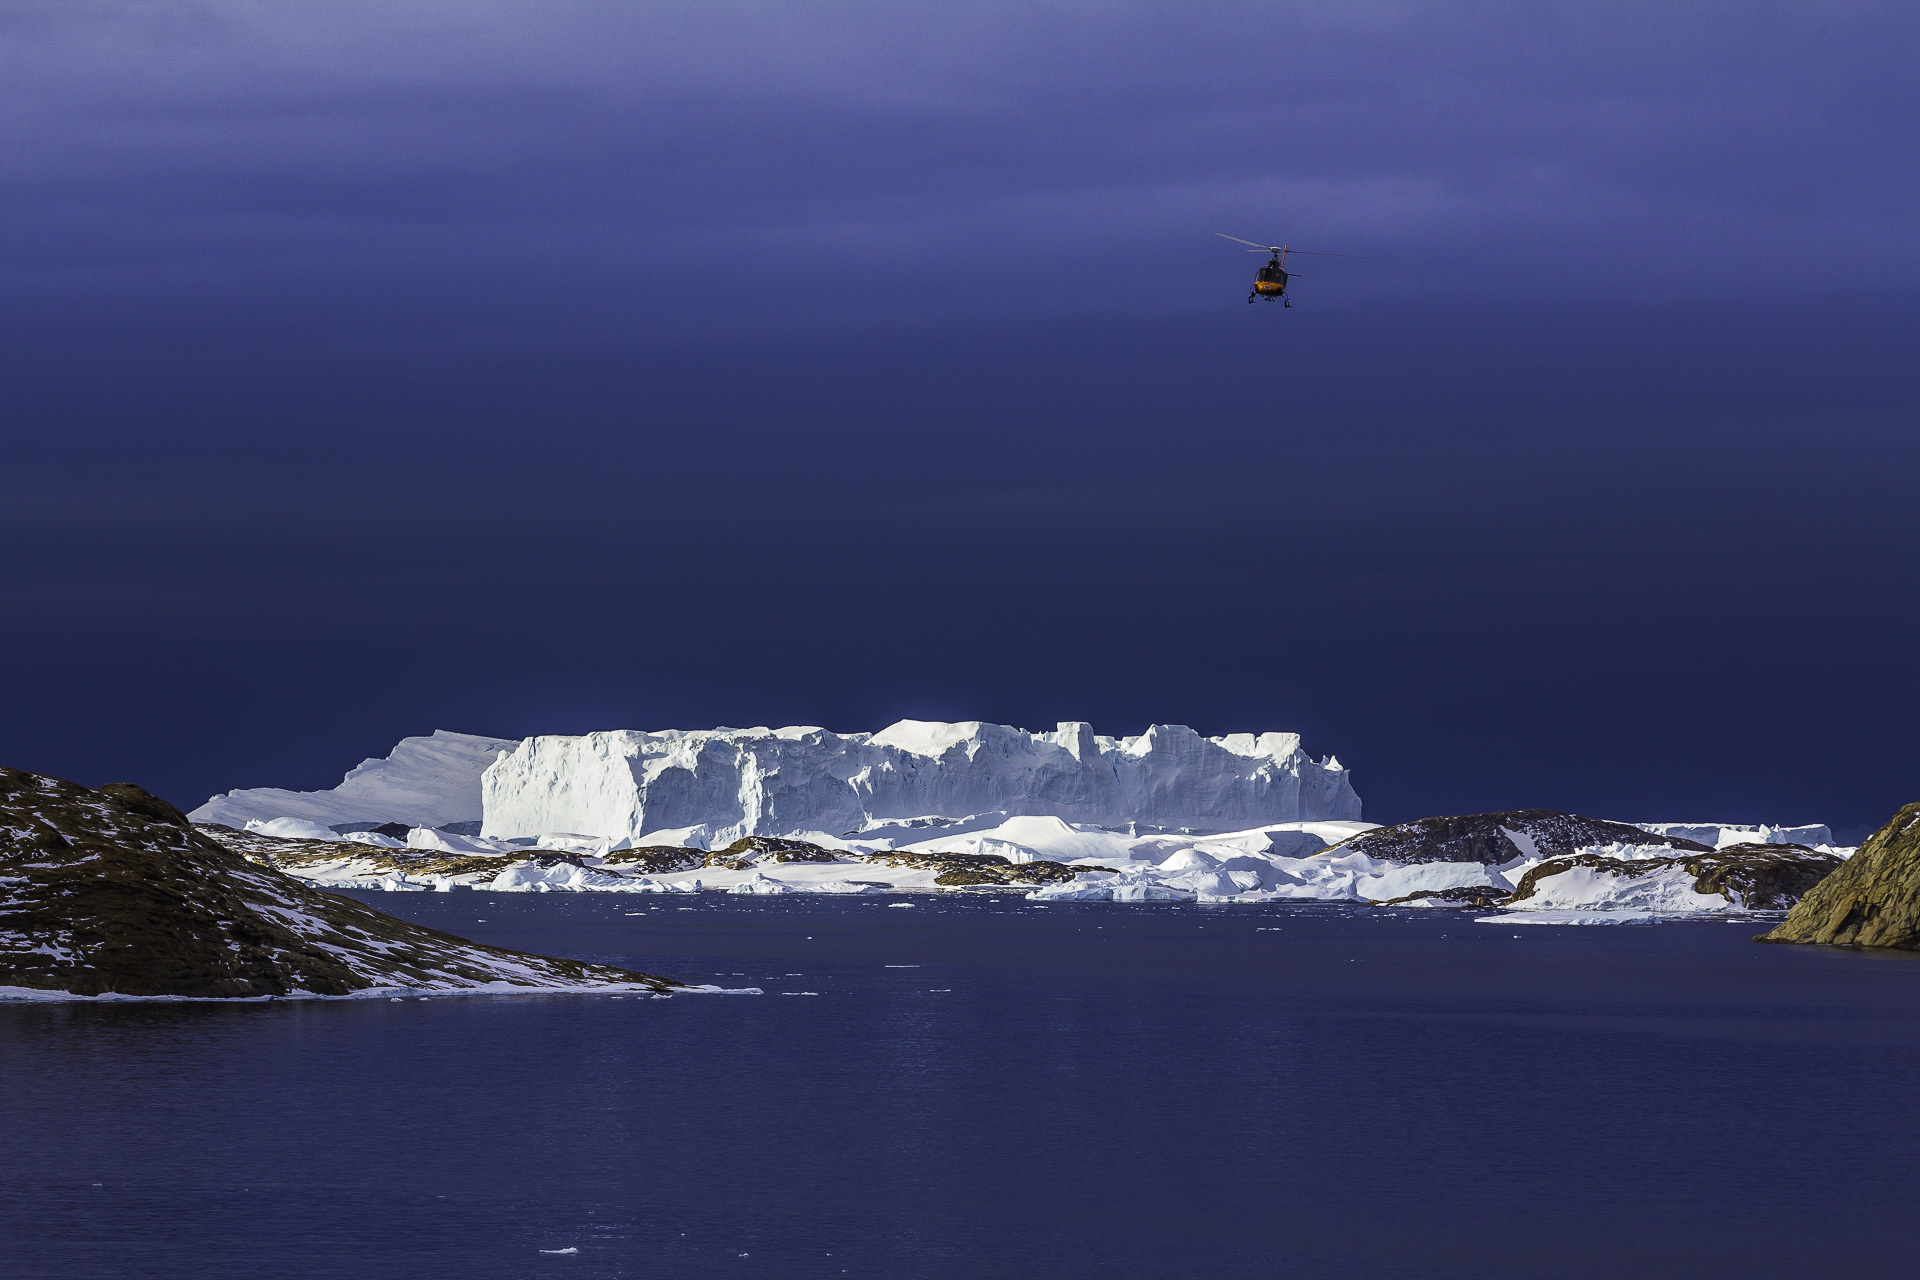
left=5, top=894, right=1919, bottom=1279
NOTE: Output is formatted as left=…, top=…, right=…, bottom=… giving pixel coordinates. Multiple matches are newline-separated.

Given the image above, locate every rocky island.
left=0, top=767, right=686, bottom=999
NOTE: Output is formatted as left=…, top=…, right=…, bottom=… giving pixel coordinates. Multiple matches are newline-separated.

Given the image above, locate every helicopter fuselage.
left=1251, top=258, right=1289, bottom=299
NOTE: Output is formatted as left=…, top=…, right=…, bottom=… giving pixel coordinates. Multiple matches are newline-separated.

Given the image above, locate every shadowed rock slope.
left=0, top=768, right=678, bottom=998
left=1323, top=810, right=1713, bottom=866
left=1759, top=802, right=1920, bottom=950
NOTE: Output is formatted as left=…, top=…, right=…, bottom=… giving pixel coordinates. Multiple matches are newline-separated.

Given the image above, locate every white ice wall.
left=1634, top=821, right=1835, bottom=849
left=479, top=720, right=1361, bottom=843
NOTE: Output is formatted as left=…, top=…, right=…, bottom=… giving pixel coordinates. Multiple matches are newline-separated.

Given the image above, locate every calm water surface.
left=5, top=894, right=1918, bottom=1279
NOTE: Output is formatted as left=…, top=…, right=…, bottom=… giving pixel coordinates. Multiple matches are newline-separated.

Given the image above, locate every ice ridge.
left=189, top=731, right=520, bottom=830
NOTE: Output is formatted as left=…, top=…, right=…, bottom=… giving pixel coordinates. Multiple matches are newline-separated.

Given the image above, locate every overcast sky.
left=3, top=1, right=1916, bottom=829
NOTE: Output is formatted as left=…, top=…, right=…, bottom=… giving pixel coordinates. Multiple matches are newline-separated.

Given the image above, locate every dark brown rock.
left=1372, top=885, right=1512, bottom=909
left=705, top=836, right=841, bottom=871
left=600, top=845, right=706, bottom=875
left=1686, top=843, right=1840, bottom=910
left=1758, top=803, right=1920, bottom=949
left=930, top=860, right=1092, bottom=887
left=1323, top=810, right=1712, bottom=866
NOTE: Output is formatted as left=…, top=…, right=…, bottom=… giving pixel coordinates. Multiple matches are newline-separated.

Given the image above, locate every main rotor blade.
left=1216, top=232, right=1278, bottom=250
left=1283, top=250, right=1363, bottom=258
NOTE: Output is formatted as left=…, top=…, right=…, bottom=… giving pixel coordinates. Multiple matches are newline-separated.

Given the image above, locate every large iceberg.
left=479, top=720, right=1360, bottom=844
left=190, top=730, right=520, bottom=830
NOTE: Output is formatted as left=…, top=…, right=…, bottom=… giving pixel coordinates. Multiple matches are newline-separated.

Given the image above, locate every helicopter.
left=1216, top=233, right=1361, bottom=306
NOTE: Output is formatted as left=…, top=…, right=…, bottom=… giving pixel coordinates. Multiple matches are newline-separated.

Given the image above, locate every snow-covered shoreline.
left=206, top=810, right=1851, bottom=926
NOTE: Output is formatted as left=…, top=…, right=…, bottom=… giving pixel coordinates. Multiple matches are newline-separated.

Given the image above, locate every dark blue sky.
left=3, top=2, right=1916, bottom=831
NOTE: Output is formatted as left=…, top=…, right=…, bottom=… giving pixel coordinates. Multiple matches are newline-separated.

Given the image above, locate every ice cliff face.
left=480, top=720, right=1360, bottom=844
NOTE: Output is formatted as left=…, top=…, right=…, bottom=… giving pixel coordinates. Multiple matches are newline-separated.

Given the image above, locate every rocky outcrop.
left=1323, top=810, right=1712, bottom=866
left=1682, top=844, right=1842, bottom=909
left=1, top=768, right=677, bottom=998
left=929, top=860, right=1089, bottom=887
left=1758, top=803, right=1920, bottom=949
left=1510, top=843, right=1843, bottom=911
left=857, top=848, right=1105, bottom=887
left=600, top=845, right=707, bottom=875
left=703, top=836, right=843, bottom=871
left=1373, top=885, right=1512, bottom=909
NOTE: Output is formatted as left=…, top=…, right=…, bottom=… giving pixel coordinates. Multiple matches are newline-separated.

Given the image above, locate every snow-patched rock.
left=0, top=767, right=693, bottom=999
left=191, top=730, right=519, bottom=830
left=1467, top=841, right=1846, bottom=924
left=480, top=721, right=1358, bottom=845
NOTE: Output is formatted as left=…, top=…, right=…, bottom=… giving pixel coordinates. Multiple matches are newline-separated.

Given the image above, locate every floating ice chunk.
left=366, top=873, right=434, bottom=892
left=1112, top=880, right=1197, bottom=902
left=728, top=872, right=795, bottom=895
left=244, top=817, right=344, bottom=842
left=1028, top=869, right=1197, bottom=901
left=487, top=862, right=638, bottom=893
left=799, top=879, right=885, bottom=895
left=1026, top=876, right=1113, bottom=901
